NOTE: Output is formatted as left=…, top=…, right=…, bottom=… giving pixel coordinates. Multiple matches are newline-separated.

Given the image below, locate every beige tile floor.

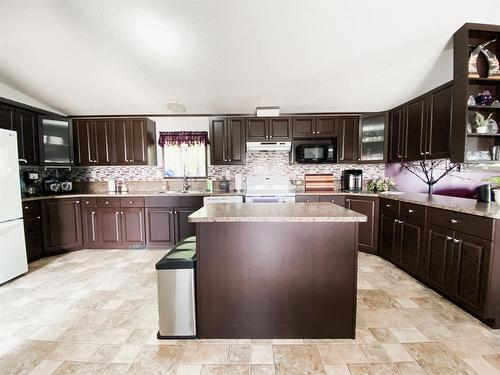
left=0, top=250, right=500, bottom=374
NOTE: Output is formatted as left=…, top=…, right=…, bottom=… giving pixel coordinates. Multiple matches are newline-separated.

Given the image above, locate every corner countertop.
left=377, top=192, right=500, bottom=219
left=188, top=202, right=368, bottom=223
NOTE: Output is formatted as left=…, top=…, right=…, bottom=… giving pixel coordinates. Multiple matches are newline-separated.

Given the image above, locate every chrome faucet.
left=182, top=176, right=191, bottom=192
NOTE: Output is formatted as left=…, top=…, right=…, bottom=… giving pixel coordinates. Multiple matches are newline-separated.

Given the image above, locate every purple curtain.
left=158, top=131, right=209, bottom=147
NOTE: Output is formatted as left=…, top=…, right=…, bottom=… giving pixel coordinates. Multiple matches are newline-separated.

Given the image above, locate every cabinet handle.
left=19, top=159, right=28, bottom=164
left=386, top=204, right=391, bottom=207
left=346, top=199, right=350, bottom=202
left=450, top=219, right=458, bottom=224
left=408, top=209, right=414, bottom=213
left=115, top=212, right=120, bottom=241
left=420, top=152, right=424, bottom=155
left=446, top=236, right=453, bottom=241
left=24, top=206, right=28, bottom=210
left=139, top=212, right=143, bottom=242
left=331, top=200, right=335, bottom=203
left=91, top=211, right=96, bottom=242
left=425, top=151, right=431, bottom=155
left=453, top=239, right=460, bottom=243
left=306, top=199, right=310, bottom=202
left=36, top=216, right=41, bottom=220
left=129, top=201, right=134, bottom=204
left=85, top=201, right=90, bottom=205
left=75, top=201, right=80, bottom=204
left=105, top=201, right=109, bottom=205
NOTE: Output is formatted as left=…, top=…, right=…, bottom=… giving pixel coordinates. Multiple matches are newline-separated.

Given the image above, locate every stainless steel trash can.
left=156, top=249, right=196, bottom=339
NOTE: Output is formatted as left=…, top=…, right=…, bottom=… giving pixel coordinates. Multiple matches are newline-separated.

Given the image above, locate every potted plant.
left=367, top=177, right=397, bottom=193
left=483, top=176, right=500, bottom=204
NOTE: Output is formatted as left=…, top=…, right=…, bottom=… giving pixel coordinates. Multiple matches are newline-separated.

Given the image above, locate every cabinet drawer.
left=81, top=198, right=97, bottom=207
left=22, top=201, right=41, bottom=218
left=120, top=197, right=145, bottom=207
left=319, top=195, right=345, bottom=206
left=145, top=195, right=204, bottom=208
left=400, top=202, right=426, bottom=221
left=96, top=197, right=121, bottom=208
left=427, top=207, right=494, bottom=240
left=380, top=198, right=399, bottom=216
left=295, top=195, right=320, bottom=203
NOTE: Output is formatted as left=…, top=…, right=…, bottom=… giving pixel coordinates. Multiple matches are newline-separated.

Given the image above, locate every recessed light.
left=167, top=101, right=186, bottom=113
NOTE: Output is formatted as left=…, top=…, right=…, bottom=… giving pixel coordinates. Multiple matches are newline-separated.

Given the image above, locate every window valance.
left=158, top=131, right=209, bottom=147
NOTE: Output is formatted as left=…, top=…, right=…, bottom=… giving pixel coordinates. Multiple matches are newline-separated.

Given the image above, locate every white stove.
left=245, top=175, right=296, bottom=203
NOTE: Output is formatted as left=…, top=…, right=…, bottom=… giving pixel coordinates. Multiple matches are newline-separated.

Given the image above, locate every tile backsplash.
left=208, top=152, right=386, bottom=181
left=24, top=152, right=386, bottom=184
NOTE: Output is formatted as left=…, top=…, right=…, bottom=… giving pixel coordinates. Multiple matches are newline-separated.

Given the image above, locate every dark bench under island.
left=188, top=202, right=367, bottom=339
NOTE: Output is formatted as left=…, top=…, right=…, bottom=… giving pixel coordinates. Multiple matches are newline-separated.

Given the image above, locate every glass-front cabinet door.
left=359, top=113, right=386, bottom=162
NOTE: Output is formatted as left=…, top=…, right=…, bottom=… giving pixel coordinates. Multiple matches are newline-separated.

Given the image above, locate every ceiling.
left=1, top=0, right=500, bottom=116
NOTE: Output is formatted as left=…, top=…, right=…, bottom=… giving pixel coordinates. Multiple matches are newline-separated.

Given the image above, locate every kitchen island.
left=189, top=202, right=367, bottom=339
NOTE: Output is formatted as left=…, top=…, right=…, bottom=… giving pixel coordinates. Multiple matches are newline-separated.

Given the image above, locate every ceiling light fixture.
left=167, top=101, right=186, bottom=113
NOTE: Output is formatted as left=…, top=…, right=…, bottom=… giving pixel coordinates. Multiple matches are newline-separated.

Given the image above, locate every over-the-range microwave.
left=295, top=143, right=336, bottom=163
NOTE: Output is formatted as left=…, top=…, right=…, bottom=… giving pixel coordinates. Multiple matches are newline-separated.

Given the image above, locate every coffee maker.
left=23, top=171, right=42, bottom=196
left=341, top=169, right=363, bottom=192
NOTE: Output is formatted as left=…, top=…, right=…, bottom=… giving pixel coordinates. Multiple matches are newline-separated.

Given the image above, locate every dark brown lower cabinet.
left=99, top=208, right=122, bottom=248
left=399, top=218, right=424, bottom=277
left=379, top=213, right=398, bottom=262
left=319, top=195, right=345, bottom=206
left=345, top=196, right=379, bottom=253
left=121, top=208, right=145, bottom=247
left=145, top=208, right=175, bottom=247
left=452, top=232, right=491, bottom=314
left=424, top=224, right=454, bottom=296
left=42, top=199, right=83, bottom=254
left=23, top=201, right=44, bottom=262
left=175, top=208, right=199, bottom=242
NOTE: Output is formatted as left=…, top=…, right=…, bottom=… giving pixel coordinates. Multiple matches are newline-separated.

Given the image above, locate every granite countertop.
left=377, top=192, right=500, bottom=219
left=188, top=202, right=368, bottom=223
left=21, top=190, right=244, bottom=202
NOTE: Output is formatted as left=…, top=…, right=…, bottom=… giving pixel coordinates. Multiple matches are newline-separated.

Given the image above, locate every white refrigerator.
left=0, top=129, right=28, bottom=284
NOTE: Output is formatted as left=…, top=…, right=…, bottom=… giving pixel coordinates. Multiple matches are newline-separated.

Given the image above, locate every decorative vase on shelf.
left=487, top=119, right=499, bottom=134
left=476, top=126, right=488, bottom=134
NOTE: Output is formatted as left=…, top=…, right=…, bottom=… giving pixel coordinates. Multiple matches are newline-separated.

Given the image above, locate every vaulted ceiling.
left=0, top=0, right=499, bottom=116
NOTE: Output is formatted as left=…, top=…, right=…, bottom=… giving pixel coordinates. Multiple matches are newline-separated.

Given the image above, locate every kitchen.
left=2, top=1, right=500, bottom=374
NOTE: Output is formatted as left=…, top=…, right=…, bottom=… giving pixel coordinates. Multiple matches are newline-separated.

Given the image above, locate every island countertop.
left=188, top=202, right=368, bottom=223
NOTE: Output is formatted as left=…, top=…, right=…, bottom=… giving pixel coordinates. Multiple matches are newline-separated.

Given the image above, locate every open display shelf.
left=452, top=23, right=500, bottom=163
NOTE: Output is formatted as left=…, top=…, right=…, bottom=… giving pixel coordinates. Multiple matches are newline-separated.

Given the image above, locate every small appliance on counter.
left=115, top=179, right=129, bottom=193
left=43, top=178, right=61, bottom=194
left=60, top=179, right=73, bottom=193
left=304, top=174, right=334, bottom=192
left=341, top=169, right=363, bottom=192
left=477, top=184, right=492, bottom=203
left=23, top=171, right=42, bottom=196
left=219, top=179, right=230, bottom=192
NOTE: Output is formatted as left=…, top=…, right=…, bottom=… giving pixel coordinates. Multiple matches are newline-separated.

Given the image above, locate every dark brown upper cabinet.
left=73, top=117, right=156, bottom=166
left=209, top=117, right=245, bottom=165
left=74, top=119, right=116, bottom=165
left=247, top=117, right=292, bottom=141
left=14, top=109, right=39, bottom=165
left=427, top=84, right=453, bottom=159
left=0, top=105, right=40, bottom=165
left=388, top=81, right=453, bottom=162
left=405, top=96, right=427, bottom=160
left=73, top=119, right=96, bottom=165
left=337, top=116, right=359, bottom=163
left=388, top=106, right=406, bottom=162
left=246, top=118, right=268, bottom=141
left=292, top=116, right=337, bottom=139
left=359, top=112, right=387, bottom=163
left=268, top=117, right=292, bottom=140
left=0, top=103, right=14, bottom=130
